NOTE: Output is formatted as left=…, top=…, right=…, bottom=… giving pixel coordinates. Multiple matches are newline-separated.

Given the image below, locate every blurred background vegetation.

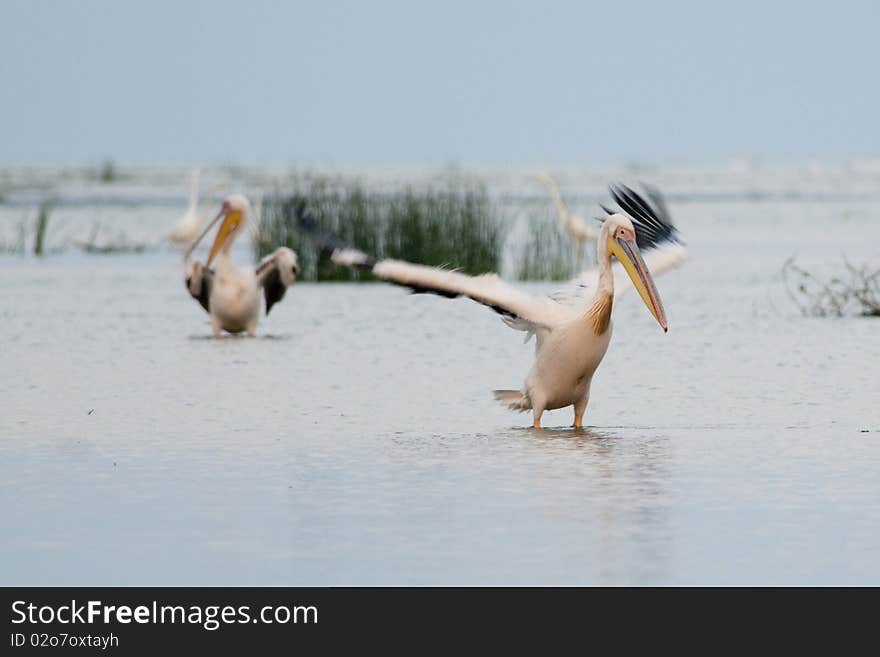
left=255, top=174, right=502, bottom=282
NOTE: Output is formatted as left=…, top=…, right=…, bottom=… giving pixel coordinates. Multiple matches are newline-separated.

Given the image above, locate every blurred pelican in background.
left=184, top=194, right=299, bottom=337
left=531, top=173, right=599, bottom=270
left=299, top=184, right=686, bottom=428
left=168, top=168, right=205, bottom=246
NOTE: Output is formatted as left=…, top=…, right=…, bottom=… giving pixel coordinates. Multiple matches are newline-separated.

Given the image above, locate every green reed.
left=33, top=201, right=51, bottom=256
left=255, top=175, right=503, bottom=282
left=0, top=216, right=27, bottom=255
left=98, top=159, right=118, bottom=183
left=513, top=209, right=583, bottom=281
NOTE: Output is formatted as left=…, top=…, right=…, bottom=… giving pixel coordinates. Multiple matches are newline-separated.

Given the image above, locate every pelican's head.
left=603, top=213, right=668, bottom=332
left=200, top=193, right=251, bottom=266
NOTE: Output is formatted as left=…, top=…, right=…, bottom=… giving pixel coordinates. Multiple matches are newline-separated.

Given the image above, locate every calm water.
left=1, top=166, right=879, bottom=585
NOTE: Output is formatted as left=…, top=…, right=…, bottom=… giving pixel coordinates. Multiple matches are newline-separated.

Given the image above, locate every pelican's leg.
left=211, top=316, right=222, bottom=338
left=532, top=410, right=543, bottom=429
left=245, top=319, right=257, bottom=337
left=531, top=398, right=546, bottom=429
left=573, top=393, right=589, bottom=428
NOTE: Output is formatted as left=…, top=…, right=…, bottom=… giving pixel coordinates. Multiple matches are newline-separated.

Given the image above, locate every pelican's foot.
left=573, top=414, right=584, bottom=429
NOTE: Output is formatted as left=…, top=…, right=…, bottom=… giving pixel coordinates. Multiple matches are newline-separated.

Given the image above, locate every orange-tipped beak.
left=609, top=237, right=668, bottom=332
left=183, top=206, right=226, bottom=261
left=206, top=209, right=242, bottom=266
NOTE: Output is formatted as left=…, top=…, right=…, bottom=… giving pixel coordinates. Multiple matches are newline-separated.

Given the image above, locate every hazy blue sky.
left=1, top=0, right=877, bottom=164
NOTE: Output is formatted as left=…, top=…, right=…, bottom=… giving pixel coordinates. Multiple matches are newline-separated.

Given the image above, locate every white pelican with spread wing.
left=532, top=172, right=600, bottom=269
left=184, top=194, right=299, bottom=336
left=300, top=184, right=686, bottom=428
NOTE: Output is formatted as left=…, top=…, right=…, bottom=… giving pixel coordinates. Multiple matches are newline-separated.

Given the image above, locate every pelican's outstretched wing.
left=298, top=212, right=572, bottom=336
left=371, top=259, right=571, bottom=332
left=255, top=247, right=299, bottom=315
left=185, top=260, right=213, bottom=313
left=552, top=184, right=687, bottom=307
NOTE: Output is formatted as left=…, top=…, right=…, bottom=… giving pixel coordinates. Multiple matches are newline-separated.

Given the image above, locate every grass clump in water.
left=33, top=201, right=51, bottom=256
left=98, top=159, right=117, bottom=183
left=783, top=257, right=880, bottom=317
left=256, top=175, right=502, bottom=282
left=514, top=210, right=581, bottom=281
left=0, top=217, right=28, bottom=255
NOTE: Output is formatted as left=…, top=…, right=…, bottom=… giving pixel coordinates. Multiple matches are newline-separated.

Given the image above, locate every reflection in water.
left=187, top=334, right=294, bottom=341
left=528, top=426, right=672, bottom=584
left=521, top=426, right=612, bottom=442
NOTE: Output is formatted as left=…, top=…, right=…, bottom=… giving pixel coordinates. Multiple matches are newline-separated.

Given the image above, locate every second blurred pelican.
left=184, top=194, right=299, bottom=336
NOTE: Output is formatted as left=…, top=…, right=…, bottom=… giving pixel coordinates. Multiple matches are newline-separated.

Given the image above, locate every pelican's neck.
left=542, top=177, right=571, bottom=220
left=595, top=232, right=614, bottom=296
left=585, top=231, right=614, bottom=334
left=215, top=247, right=236, bottom=273
left=214, top=222, right=243, bottom=271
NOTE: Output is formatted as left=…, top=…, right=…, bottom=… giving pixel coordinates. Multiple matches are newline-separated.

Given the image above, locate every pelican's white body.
left=210, top=254, right=260, bottom=335
left=185, top=194, right=299, bottom=337
left=524, top=316, right=613, bottom=416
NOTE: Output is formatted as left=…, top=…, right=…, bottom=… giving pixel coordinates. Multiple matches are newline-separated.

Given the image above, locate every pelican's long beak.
left=206, top=209, right=241, bottom=266
left=609, top=237, right=668, bottom=332
left=183, top=206, right=226, bottom=261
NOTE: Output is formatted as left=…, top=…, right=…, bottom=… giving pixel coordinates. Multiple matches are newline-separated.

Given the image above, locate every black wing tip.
left=262, top=268, right=287, bottom=316
left=607, top=182, right=680, bottom=251
left=394, top=281, right=460, bottom=299
left=293, top=202, right=346, bottom=258
left=388, top=281, right=518, bottom=321
left=294, top=201, right=318, bottom=233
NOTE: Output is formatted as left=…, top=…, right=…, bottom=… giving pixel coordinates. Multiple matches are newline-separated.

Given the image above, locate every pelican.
left=531, top=173, right=600, bottom=269
left=300, top=184, right=686, bottom=428
left=184, top=194, right=299, bottom=336
left=168, top=168, right=205, bottom=246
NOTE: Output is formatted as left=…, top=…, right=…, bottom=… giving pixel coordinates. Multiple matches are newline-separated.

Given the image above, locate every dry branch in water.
left=783, top=257, right=880, bottom=317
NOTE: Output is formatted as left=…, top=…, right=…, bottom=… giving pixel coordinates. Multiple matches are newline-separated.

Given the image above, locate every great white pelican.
left=184, top=194, right=299, bottom=336
left=300, top=184, right=686, bottom=428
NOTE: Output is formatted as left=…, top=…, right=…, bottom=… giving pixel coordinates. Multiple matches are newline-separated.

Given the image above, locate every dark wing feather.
left=296, top=204, right=376, bottom=269
left=185, top=264, right=212, bottom=313
left=386, top=278, right=520, bottom=320
left=295, top=201, right=567, bottom=331
left=297, top=202, right=526, bottom=321
left=609, top=183, right=679, bottom=251
left=255, top=247, right=299, bottom=315
left=642, top=182, right=672, bottom=223
left=261, top=266, right=287, bottom=315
